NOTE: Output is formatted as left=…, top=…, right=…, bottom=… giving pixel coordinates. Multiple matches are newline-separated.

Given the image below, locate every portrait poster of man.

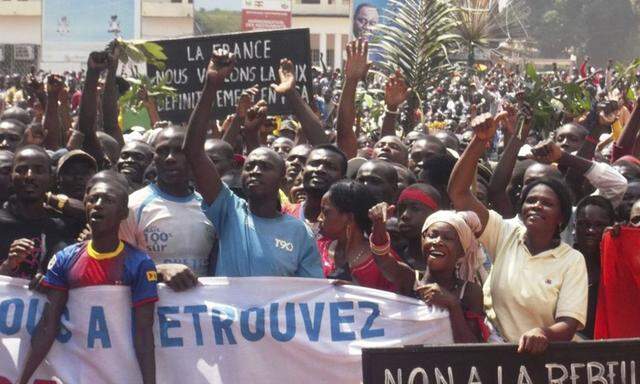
left=350, top=0, right=390, bottom=41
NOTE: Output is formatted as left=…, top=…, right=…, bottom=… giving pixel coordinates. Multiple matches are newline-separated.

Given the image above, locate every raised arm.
left=221, top=86, right=258, bottom=147
left=241, top=100, right=267, bottom=154
left=58, top=85, right=73, bottom=141
left=532, top=140, right=627, bottom=206
left=488, top=104, right=531, bottom=217
left=449, top=113, right=507, bottom=232
left=368, top=203, right=416, bottom=295
left=183, top=50, right=235, bottom=205
left=271, top=59, right=329, bottom=145
left=102, top=43, right=125, bottom=148
left=17, top=289, right=69, bottom=384
left=337, top=40, right=369, bottom=159
left=79, top=52, right=109, bottom=167
left=613, top=97, right=640, bottom=161
left=138, top=87, right=160, bottom=128
left=574, top=108, right=613, bottom=163
left=42, top=74, right=66, bottom=150
left=381, top=69, right=409, bottom=138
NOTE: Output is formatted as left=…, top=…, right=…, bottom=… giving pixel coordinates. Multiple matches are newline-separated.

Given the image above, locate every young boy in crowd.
left=16, top=172, right=158, bottom=384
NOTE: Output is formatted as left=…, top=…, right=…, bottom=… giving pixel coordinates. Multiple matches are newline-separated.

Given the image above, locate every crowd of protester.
left=1, top=39, right=639, bottom=383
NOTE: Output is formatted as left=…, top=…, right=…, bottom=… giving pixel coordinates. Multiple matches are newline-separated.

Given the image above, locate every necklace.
left=348, top=245, right=370, bottom=268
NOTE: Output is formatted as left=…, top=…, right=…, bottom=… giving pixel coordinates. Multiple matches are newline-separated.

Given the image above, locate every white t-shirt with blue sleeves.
left=119, top=183, right=215, bottom=276
left=203, top=183, right=322, bottom=278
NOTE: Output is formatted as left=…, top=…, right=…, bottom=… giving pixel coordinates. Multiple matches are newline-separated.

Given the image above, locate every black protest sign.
left=362, top=339, right=640, bottom=384
left=148, top=28, right=313, bottom=123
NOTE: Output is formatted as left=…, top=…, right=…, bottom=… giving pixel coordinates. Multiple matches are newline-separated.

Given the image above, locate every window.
left=311, top=49, right=320, bottom=66
left=326, top=49, right=334, bottom=69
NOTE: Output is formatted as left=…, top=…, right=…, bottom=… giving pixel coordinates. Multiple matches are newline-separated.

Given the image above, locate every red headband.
left=398, top=188, right=439, bottom=211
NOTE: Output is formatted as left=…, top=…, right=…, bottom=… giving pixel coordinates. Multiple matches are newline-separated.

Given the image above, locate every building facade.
left=0, top=0, right=193, bottom=72
left=292, top=0, right=350, bottom=70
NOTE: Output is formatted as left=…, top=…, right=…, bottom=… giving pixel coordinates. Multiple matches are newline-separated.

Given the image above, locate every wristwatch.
left=56, top=194, right=69, bottom=211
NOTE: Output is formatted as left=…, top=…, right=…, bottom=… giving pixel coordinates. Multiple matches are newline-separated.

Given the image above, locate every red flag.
left=594, top=227, right=640, bottom=338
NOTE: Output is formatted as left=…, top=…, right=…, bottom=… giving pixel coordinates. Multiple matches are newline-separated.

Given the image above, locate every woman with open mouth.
left=368, top=204, right=488, bottom=343
left=448, top=112, right=588, bottom=354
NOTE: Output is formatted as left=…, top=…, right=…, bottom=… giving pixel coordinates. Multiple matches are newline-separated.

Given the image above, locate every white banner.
left=0, top=276, right=452, bottom=383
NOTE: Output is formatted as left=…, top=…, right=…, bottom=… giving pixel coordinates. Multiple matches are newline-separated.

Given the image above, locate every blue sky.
left=194, top=0, right=240, bottom=11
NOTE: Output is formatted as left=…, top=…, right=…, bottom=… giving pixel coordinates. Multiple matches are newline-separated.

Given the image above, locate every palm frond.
left=453, top=0, right=529, bottom=49
left=118, top=75, right=177, bottom=115
left=373, top=0, right=460, bottom=100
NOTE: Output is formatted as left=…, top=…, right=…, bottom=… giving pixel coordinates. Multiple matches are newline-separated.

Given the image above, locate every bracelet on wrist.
left=369, top=233, right=392, bottom=256
left=385, top=107, right=400, bottom=116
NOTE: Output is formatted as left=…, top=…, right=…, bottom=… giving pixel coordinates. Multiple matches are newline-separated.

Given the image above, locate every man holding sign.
left=17, top=171, right=158, bottom=384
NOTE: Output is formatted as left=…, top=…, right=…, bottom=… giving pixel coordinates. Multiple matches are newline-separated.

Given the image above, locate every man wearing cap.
left=278, top=120, right=298, bottom=141
left=48, top=149, right=98, bottom=239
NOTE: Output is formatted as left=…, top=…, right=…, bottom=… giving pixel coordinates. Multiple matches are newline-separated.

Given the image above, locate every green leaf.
left=141, top=42, right=167, bottom=60
left=627, top=88, right=636, bottom=101
left=525, top=63, right=539, bottom=82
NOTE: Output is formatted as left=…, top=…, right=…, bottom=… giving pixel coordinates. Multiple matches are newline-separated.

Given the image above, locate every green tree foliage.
left=194, top=8, right=242, bottom=35
left=530, top=0, right=639, bottom=64
left=374, top=0, right=460, bottom=100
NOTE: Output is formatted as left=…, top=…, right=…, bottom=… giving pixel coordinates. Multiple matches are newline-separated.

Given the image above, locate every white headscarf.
left=422, top=210, right=482, bottom=282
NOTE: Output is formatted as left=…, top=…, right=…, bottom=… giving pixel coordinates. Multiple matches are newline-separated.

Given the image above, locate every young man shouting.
left=16, top=171, right=158, bottom=384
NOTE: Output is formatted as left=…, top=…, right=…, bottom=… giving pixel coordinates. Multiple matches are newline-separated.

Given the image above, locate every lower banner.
left=362, top=340, right=640, bottom=384
left=0, top=276, right=452, bottom=383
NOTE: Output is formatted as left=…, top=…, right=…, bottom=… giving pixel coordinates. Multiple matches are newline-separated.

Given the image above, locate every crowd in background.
left=1, top=39, right=640, bottom=383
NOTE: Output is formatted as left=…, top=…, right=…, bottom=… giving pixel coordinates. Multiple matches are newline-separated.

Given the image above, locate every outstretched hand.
left=368, top=202, right=395, bottom=225
left=236, top=85, right=259, bottom=119
left=24, top=75, right=44, bottom=97
left=136, top=86, right=150, bottom=102
left=87, top=51, right=109, bottom=72
left=46, top=74, right=65, bottom=97
left=206, top=49, right=236, bottom=86
left=471, top=111, right=508, bottom=141
left=271, top=58, right=296, bottom=95
left=385, top=69, right=410, bottom=111
left=530, top=140, right=563, bottom=164
left=243, top=100, right=268, bottom=133
left=344, top=39, right=370, bottom=82
left=502, top=102, right=533, bottom=139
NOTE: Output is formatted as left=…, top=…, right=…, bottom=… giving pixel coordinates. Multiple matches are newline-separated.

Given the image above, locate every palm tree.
left=374, top=0, right=460, bottom=130
left=453, top=0, right=530, bottom=66
left=375, top=0, right=459, bottom=100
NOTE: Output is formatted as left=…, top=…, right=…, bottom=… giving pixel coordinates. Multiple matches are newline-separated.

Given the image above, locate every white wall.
left=141, top=17, right=194, bottom=39
left=0, top=1, right=194, bottom=70
left=0, top=16, right=41, bottom=44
